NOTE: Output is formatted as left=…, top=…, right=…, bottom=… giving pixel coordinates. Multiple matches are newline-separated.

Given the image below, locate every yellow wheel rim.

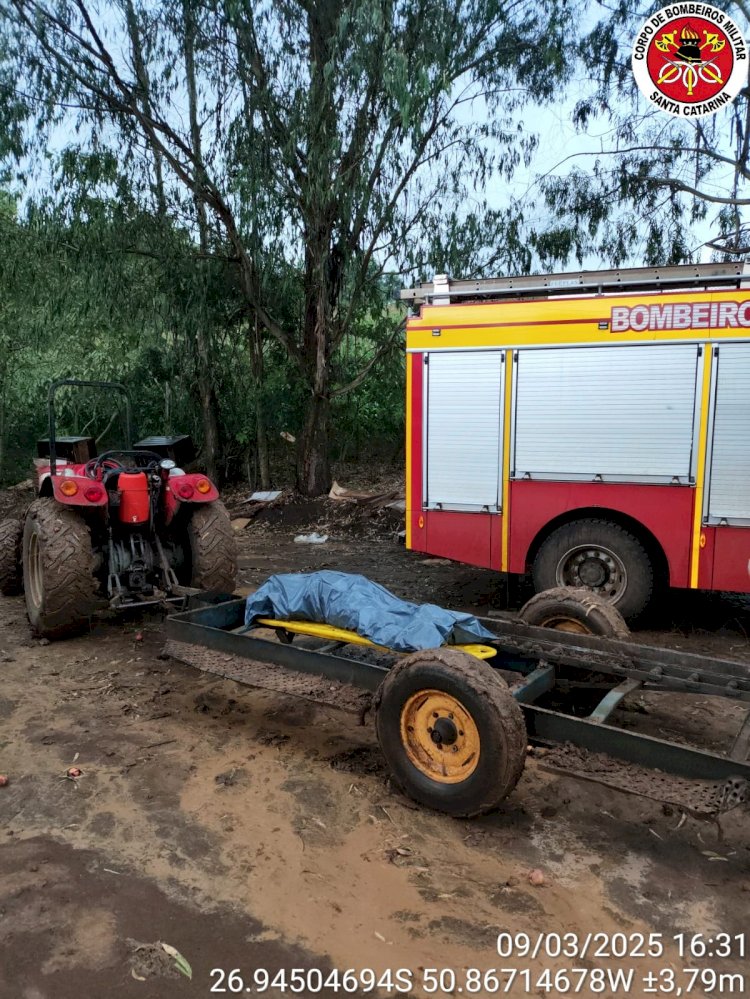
left=400, top=689, right=480, bottom=784
left=538, top=616, right=591, bottom=634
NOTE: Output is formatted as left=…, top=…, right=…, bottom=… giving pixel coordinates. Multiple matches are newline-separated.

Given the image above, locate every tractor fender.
left=163, top=473, right=220, bottom=525
left=50, top=476, right=108, bottom=507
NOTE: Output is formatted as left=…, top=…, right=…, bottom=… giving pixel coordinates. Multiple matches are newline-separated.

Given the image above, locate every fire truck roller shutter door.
left=426, top=351, right=504, bottom=510
left=513, top=344, right=699, bottom=481
left=707, top=343, right=750, bottom=522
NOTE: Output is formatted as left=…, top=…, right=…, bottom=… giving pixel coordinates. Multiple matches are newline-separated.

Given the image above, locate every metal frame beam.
left=512, top=664, right=556, bottom=703
left=589, top=679, right=643, bottom=724
left=166, top=600, right=387, bottom=691
left=524, top=703, right=750, bottom=781
left=481, top=616, right=750, bottom=701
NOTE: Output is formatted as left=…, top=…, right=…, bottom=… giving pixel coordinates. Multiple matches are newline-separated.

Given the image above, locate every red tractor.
left=0, top=379, right=237, bottom=639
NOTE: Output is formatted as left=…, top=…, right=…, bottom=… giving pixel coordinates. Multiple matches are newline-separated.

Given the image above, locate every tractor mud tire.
left=518, top=587, right=630, bottom=639
left=22, top=499, right=98, bottom=640
left=374, top=648, right=527, bottom=818
left=532, top=518, right=654, bottom=622
left=186, top=501, right=237, bottom=593
left=0, top=518, right=23, bottom=596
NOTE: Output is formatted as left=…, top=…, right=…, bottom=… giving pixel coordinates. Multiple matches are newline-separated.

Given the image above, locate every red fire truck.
left=401, top=263, right=750, bottom=619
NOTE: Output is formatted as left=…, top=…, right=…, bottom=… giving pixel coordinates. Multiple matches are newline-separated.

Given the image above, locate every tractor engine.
left=108, top=532, right=155, bottom=595
left=104, top=461, right=183, bottom=604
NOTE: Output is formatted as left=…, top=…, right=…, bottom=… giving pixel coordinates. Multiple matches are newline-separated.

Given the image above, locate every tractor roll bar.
left=48, top=379, right=133, bottom=476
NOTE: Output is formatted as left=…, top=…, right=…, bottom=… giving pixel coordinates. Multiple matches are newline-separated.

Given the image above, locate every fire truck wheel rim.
left=27, top=531, right=43, bottom=609
left=555, top=544, right=627, bottom=602
left=400, top=689, right=481, bottom=784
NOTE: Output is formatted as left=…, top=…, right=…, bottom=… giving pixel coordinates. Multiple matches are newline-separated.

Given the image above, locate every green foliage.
left=0, top=0, right=587, bottom=488
left=0, top=200, right=406, bottom=483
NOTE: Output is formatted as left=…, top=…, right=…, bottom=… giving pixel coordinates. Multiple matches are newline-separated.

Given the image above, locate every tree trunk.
left=289, top=3, right=341, bottom=497
left=196, top=336, right=220, bottom=482
left=183, top=0, right=221, bottom=483
left=297, top=253, right=333, bottom=495
left=199, top=379, right=220, bottom=480
left=251, top=317, right=270, bottom=489
left=256, top=408, right=270, bottom=490
left=297, top=391, right=330, bottom=496
left=0, top=379, right=6, bottom=484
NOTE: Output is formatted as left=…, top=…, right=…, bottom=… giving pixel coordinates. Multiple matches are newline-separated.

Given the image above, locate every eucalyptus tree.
left=2, top=0, right=577, bottom=493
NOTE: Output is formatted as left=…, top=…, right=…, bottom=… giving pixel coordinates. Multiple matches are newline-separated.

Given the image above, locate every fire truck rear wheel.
left=0, top=518, right=23, bottom=596
left=374, top=648, right=527, bottom=817
left=532, top=519, right=653, bottom=621
left=185, top=501, right=238, bottom=593
left=22, top=498, right=99, bottom=639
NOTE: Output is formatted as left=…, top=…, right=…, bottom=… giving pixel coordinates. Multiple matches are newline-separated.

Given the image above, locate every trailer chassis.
left=165, top=595, right=750, bottom=815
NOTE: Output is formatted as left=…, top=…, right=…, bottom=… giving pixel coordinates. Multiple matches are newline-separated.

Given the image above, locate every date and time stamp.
left=208, top=932, right=747, bottom=995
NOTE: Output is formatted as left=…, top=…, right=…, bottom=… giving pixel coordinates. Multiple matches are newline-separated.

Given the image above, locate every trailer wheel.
left=374, top=648, right=526, bottom=817
left=22, top=499, right=98, bottom=639
left=532, top=519, right=653, bottom=621
left=185, top=501, right=237, bottom=592
left=518, top=587, right=630, bottom=639
left=0, top=518, right=23, bottom=596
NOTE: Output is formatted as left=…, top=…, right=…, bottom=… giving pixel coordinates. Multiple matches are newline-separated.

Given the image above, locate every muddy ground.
left=1, top=491, right=748, bottom=997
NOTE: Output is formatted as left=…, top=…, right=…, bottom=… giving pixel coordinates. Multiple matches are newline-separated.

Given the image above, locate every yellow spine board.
left=254, top=619, right=496, bottom=661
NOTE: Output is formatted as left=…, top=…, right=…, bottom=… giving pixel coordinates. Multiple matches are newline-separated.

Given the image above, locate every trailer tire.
left=0, top=518, right=23, bottom=596
left=532, top=519, right=653, bottom=621
left=374, top=648, right=526, bottom=817
left=186, top=501, right=237, bottom=593
left=518, top=587, right=630, bottom=639
left=22, top=499, right=98, bottom=639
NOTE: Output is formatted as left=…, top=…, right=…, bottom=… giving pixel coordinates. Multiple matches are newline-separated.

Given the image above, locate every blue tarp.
left=243, top=571, right=496, bottom=653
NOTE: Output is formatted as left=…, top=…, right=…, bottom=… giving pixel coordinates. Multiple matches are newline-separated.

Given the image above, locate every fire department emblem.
left=632, top=4, right=747, bottom=117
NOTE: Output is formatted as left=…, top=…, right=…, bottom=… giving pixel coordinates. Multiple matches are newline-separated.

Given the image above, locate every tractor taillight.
left=60, top=480, right=78, bottom=497
left=196, top=478, right=211, bottom=494
left=176, top=482, right=194, bottom=499
left=84, top=486, right=104, bottom=502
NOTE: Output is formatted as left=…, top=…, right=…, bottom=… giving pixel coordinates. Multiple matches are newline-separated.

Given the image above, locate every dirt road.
left=0, top=499, right=748, bottom=996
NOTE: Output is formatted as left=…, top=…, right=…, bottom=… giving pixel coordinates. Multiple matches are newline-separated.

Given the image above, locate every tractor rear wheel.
left=0, top=518, right=23, bottom=596
left=22, top=499, right=99, bottom=639
left=374, top=648, right=527, bottom=817
left=185, top=501, right=237, bottom=592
